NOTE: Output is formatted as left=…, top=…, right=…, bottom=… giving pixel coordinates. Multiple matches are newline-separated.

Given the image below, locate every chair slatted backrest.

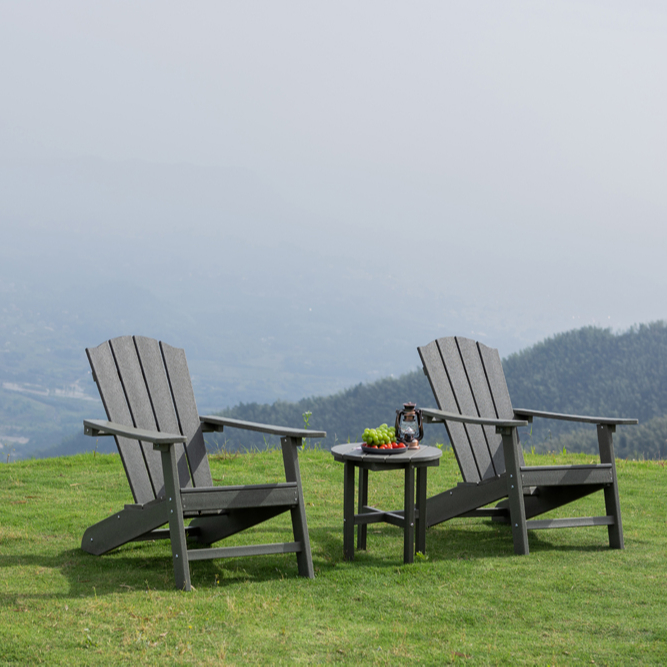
left=418, top=336, right=523, bottom=484
left=87, top=336, right=213, bottom=504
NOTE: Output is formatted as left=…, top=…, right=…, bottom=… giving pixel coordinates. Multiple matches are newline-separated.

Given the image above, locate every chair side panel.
left=134, top=336, right=192, bottom=489
left=437, top=337, right=495, bottom=480
left=418, top=340, right=480, bottom=483
left=160, top=342, right=213, bottom=488
left=457, top=337, right=504, bottom=476
left=86, top=340, right=155, bottom=505
left=478, top=342, right=525, bottom=467
left=109, top=337, right=165, bottom=498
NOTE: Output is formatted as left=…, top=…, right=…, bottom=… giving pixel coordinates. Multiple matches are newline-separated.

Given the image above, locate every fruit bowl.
left=361, top=444, right=407, bottom=455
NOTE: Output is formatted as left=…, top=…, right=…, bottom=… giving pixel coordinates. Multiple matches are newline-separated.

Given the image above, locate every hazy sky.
left=1, top=2, right=666, bottom=390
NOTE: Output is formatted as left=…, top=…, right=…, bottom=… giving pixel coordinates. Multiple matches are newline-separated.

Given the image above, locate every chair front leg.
left=499, top=426, right=529, bottom=555
left=156, top=443, right=192, bottom=591
left=597, top=424, right=624, bottom=549
left=281, top=436, right=315, bottom=578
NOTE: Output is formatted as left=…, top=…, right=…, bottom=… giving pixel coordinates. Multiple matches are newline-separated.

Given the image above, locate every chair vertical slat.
left=109, top=336, right=165, bottom=498
left=478, top=342, right=525, bottom=467
left=418, top=340, right=481, bottom=483
left=160, top=342, right=213, bottom=488
left=437, top=337, right=495, bottom=480
left=134, top=336, right=192, bottom=489
left=86, top=341, right=155, bottom=505
left=457, top=337, right=503, bottom=476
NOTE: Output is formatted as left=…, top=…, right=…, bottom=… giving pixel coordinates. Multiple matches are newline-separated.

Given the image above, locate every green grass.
left=1, top=448, right=666, bottom=665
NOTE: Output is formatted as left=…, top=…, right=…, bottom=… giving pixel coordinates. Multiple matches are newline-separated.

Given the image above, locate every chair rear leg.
left=281, top=436, right=314, bottom=578
left=81, top=501, right=168, bottom=555
left=597, top=424, right=624, bottom=549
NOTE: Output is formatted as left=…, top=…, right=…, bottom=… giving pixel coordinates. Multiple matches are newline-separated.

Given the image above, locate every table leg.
left=416, top=467, right=427, bottom=555
left=343, top=461, right=356, bottom=560
left=403, top=464, right=415, bottom=564
left=357, top=467, right=368, bottom=550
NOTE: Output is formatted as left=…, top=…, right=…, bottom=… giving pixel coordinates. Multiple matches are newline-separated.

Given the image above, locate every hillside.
left=211, top=322, right=667, bottom=458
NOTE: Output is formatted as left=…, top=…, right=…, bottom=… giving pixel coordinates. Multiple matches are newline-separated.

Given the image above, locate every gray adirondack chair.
left=81, top=335, right=325, bottom=590
left=418, top=336, right=637, bottom=555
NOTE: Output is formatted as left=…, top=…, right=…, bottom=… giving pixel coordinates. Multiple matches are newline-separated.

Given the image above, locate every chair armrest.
left=83, top=419, right=187, bottom=445
left=512, top=409, right=638, bottom=426
left=200, top=415, right=327, bottom=439
left=421, top=408, right=528, bottom=429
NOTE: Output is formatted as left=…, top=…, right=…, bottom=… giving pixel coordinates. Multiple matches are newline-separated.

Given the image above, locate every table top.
left=331, top=443, right=442, bottom=466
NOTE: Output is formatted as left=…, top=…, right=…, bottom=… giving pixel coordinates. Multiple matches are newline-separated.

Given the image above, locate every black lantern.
left=395, top=402, right=424, bottom=449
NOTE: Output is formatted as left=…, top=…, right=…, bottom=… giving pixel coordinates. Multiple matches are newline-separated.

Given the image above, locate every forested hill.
left=212, top=322, right=667, bottom=459
left=504, top=322, right=667, bottom=429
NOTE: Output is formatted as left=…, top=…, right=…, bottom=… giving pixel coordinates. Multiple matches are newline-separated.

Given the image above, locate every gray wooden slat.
left=180, top=484, right=298, bottom=512
left=597, top=423, right=623, bottom=549
left=421, top=409, right=526, bottom=428
left=281, top=435, right=314, bottom=577
left=83, top=419, right=185, bottom=444
left=500, top=424, right=529, bottom=554
left=456, top=337, right=503, bottom=476
left=134, top=336, right=192, bottom=489
left=201, top=415, right=326, bottom=438
left=187, top=507, right=288, bottom=545
left=160, top=341, right=213, bottom=488
left=521, top=465, right=613, bottom=487
left=425, top=476, right=507, bottom=526
left=354, top=511, right=399, bottom=526
left=81, top=500, right=168, bottom=555
left=109, top=336, right=165, bottom=498
left=418, top=340, right=480, bottom=483
left=526, top=516, right=615, bottom=530
left=477, top=341, right=514, bottom=419
left=187, top=542, right=301, bottom=561
left=478, top=341, right=525, bottom=467
left=86, top=341, right=154, bottom=505
left=437, top=337, right=494, bottom=480
left=158, top=442, right=191, bottom=590
left=514, top=409, right=637, bottom=425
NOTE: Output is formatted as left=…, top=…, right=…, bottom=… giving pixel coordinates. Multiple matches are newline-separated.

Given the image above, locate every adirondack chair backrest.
left=87, top=336, right=213, bottom=505
left=418, top=336, right=524, bottom=484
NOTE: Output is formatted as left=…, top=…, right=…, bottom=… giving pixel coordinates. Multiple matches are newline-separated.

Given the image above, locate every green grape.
left=362, top=423, right=400, bottom=446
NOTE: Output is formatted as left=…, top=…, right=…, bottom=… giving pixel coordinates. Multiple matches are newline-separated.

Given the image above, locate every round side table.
left=331, top=443, right=442, bottom=564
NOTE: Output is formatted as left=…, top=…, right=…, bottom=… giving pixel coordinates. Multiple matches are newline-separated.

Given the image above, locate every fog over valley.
left=1, top=2, right=665, bottom=457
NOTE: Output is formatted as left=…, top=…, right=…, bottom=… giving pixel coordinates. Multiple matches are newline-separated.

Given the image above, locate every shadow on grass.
left=0, top=543, right=318, bottom=599
left=0, top=518, right=617, bottom=601
left=309, top=519, right=617, bottom=567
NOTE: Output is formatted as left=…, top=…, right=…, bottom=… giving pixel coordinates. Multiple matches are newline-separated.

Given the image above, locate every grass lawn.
left=1, top=447, right=666, bottom=665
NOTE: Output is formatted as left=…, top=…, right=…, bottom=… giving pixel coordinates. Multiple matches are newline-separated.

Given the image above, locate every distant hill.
left=210, top=322, right=667, bottom=459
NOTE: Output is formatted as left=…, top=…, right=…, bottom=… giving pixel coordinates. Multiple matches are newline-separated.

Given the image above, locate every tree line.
left=209, top=322, right=667, bottom=459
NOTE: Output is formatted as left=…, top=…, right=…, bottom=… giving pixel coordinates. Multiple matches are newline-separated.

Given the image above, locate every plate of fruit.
left=361, top=425, right=407, bottom=454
